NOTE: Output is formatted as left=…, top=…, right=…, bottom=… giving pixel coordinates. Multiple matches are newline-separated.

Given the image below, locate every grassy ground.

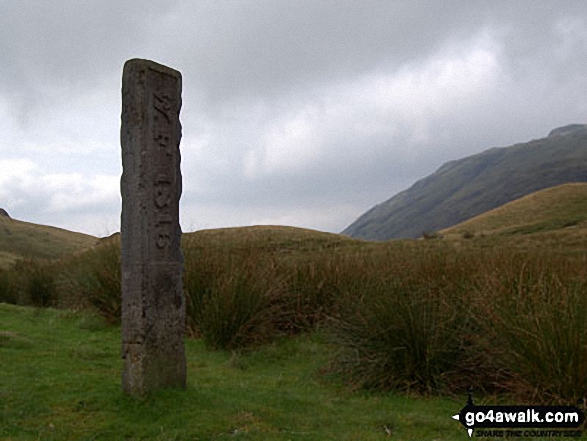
left=3, top=184, right=587, bottom=439
left=0, top=303, right=464, bottom=440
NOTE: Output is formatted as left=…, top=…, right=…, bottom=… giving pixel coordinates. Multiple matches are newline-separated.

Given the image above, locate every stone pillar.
left=120, top=58, right=186, bottom=395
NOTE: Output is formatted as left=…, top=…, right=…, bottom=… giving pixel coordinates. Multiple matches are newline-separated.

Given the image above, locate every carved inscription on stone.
left=152, top=91, right=175, bottom=253
left=120, top=59, right=185, bottom=396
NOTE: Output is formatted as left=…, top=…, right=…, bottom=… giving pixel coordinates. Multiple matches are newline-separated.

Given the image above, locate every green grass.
left=3, top=216, right=587, bottom=439
left=0, top=303, right=465, bottom=440
left=7, top=224, right=587, bottom=401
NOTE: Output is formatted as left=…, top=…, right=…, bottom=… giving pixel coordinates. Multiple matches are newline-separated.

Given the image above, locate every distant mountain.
left=343, top=124, right=587, bottom=240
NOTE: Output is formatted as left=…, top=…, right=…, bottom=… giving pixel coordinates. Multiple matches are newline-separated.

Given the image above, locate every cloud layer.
left=1, top=1, right=586, bottom=235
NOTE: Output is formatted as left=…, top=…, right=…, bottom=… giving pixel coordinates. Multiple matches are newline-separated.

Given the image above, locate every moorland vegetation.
left=2, top=184, right=587, bottom=438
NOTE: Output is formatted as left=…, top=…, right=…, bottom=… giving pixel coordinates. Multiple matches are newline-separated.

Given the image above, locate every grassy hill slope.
left=0, top=217, right=96, bottom=268
left=183, top=225, right=361, bottom=252
left=438, top=183, right=587, bottom=252
left=343, top=124, right=587, bottom=240
left=100, top=225, right=362, bottom=254
left=441, top=183, right=587, bottom=237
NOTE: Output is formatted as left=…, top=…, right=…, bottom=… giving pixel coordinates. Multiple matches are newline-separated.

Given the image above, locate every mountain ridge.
left=343, top=124, right=587, bottom=240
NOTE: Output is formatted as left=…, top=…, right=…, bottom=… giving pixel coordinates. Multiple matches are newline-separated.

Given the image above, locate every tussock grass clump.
left=474, top=257, right=587, bottom=403
left=461, top=230, right=474, bottom=239
left=326, top=250, right=475, bottom=394
left=182, top=237, right=358, bottom=349
left=328, top=280, right=463, bottom=393
left=276, top=256, right=346, bottom=334
left=0, top=268, right=17, bottom=304
left=10, top=258, right=58, bottom=307
left=83, top=243, right=121, bottom=323
left=324, top=248, right=587, bottom=401
left=62, top=242, right=122, bottom=322
left=184, top=245, right=285, bottom=350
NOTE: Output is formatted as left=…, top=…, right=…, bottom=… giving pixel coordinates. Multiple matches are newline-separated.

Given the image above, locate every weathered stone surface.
left=120, top=58, right=185, bottom=395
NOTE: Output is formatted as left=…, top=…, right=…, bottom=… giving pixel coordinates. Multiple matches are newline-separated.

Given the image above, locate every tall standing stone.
left=120, top=58, right=185, bottom=395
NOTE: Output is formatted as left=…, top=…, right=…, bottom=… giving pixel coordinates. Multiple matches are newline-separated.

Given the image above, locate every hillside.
left=343, top=124, right=587, bottom=240
left=0, top=217, right=96, bottom=268
left=100, top=225, right=361, bottom=253
left=441, top=183, right=587, bottom=238
left=183, top=225, right=361, bottom=252
left=437, top=183, right=587, bottom=252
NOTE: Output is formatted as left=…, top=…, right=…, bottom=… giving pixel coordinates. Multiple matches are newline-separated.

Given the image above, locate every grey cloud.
left=0, top=0, right=175, bottom=120
left=1, top=1, right=586, bottom=235
left=170, top=1, right=586, bottom=108
left=173, top=1, right=482, bottom=108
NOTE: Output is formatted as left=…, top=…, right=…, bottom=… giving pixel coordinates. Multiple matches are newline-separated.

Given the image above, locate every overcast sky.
left=1, top=1, right=586, bottom=236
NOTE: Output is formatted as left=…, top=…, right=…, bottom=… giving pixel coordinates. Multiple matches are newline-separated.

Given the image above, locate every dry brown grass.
left=441, top=183, right=587, bottom=238
left=0, top=217, right=96, bottom=268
